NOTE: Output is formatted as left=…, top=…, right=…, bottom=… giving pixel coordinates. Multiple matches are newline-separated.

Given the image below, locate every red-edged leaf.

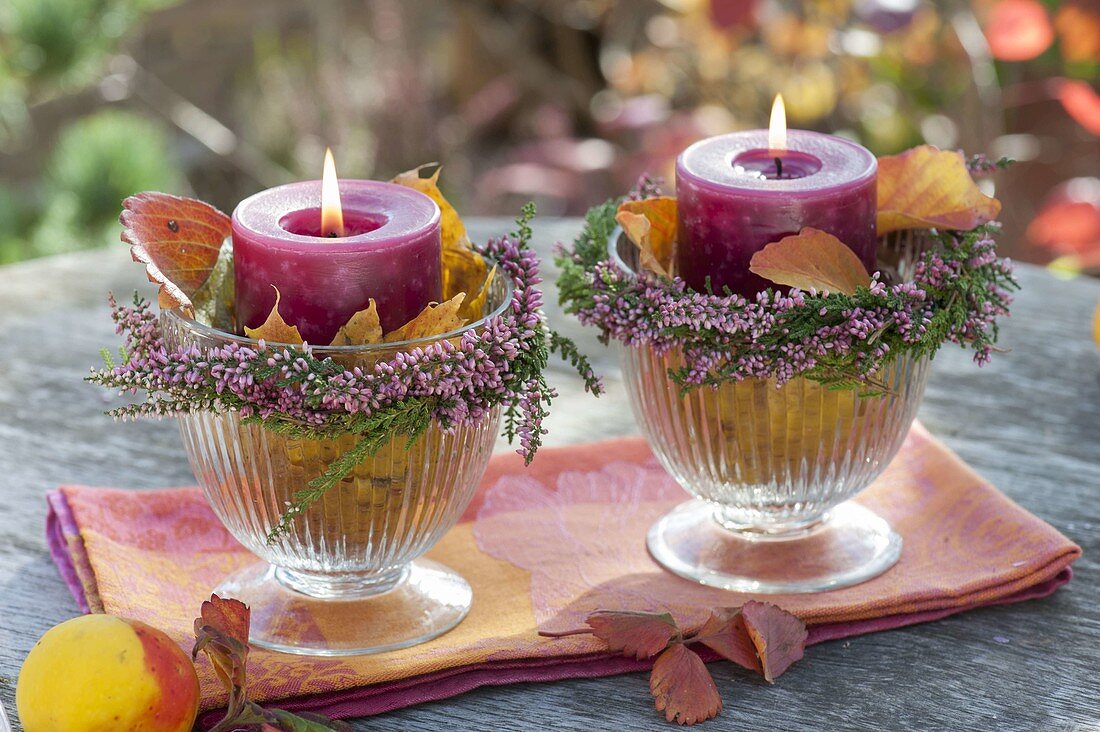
left=120, top=192, right=232, bottom=313
left=1056, top=79, right=1100, bottom=136
left=586, top=611, right=680, bottom=660
left=690, top=608, right=763, bottom=674
left=649, top=644, right=722, bottom=726
left=200, top=594, right=250, bottom=647
left=741, top=601, right=807, bottom=683
left=985, top=0, right=1053, bottom=61
left=749, top=227, right=871, bottom=295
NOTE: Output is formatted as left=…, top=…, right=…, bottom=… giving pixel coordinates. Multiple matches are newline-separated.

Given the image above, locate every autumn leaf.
left=393, top=163, right=492, bottom=309
left=650, top=644, right=722, bottom=726
left=330, top=300, right=383, bottom=346
left=616, top=196, right=678, bottom=277
left=383, top=293, right=466, bottom=343
left=244, top=288, right=304, bottom=345
left=690, top=607, right=761, bottom=675
left=540, top=602, right=807, bottom=726
left=877, top=145, right=1002, bottom=235
left=584, top=611, right=680, bottom=660
left=460, top=265, right=497, bottom=321
left=392, top=163, right=467, bottom=252
left=193, top=595, right=351, bottom=732
left=749, top=227, right=871, bottom=294
left=739, top=601, right=808, bottom=683
left=120, top=192, right=232, bottom=314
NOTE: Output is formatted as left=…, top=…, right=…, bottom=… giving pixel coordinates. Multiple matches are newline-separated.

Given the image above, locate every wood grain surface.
left=0, top=218, right=1097, bottom=731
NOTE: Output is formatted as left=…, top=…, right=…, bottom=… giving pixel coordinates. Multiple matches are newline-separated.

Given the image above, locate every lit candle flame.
left=768, top=94, right=787, bottom=151
left=321, top=147, right=345, bottom=237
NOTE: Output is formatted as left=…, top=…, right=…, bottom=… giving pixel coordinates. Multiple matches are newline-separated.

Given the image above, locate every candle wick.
left=774, top=156, right=783, bottom=179
left=327, top=231, right=339, bottom=238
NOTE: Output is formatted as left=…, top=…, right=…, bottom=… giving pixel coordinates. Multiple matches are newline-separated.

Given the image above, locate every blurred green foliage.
left=0, top=0, right=184, bottom=263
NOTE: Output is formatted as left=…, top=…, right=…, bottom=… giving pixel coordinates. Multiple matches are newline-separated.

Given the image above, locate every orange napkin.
left=47, top=424, right=1079, bottom=721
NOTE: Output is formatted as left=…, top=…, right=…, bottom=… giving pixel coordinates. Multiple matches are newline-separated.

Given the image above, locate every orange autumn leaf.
left=330, top=300, right=383, bottom=346
left=984, top=0, right=1053, bottom=61
left=383, top=293, right=466, bottom=343
left=584, top=611, right=680, bottom=660
left=120, top=192, right=232, bottom=313
left=244, top=288, right=303, bottom=345
left=749, top=227, right=871, bottom=295
left=877, top=145, right=1002, bottom=235
left=649, top=644, right=722, bottom=726
left=616, top=196, right=678, bottom=277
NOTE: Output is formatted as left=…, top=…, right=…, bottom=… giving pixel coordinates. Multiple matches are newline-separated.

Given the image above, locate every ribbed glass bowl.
left=163, top=274, right=511, bottom=655
left=611, top=230, right=931, bottom=593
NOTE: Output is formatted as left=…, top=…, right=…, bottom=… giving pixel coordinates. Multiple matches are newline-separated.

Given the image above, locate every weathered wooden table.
left=1, top=219, right=1097, bottom=731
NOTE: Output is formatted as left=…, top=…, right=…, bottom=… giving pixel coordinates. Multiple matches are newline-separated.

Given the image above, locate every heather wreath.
left=555, top=166, right=1017, bottom=394
left=90, top=205, right=602, bottom=537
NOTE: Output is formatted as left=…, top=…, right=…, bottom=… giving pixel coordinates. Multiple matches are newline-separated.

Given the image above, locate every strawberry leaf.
left=689, top=607, right=762, bottom=675
left=749, top=227, right=871, bottom=295
left=586, top=610, right=681, bottom=660
left=741, top=601, right=808, bottom=683
left=649, top=644, right=722, bottom=726
left=120, top=192, right=232, bottom=314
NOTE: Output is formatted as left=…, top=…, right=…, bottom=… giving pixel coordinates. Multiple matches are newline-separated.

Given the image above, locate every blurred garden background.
left=0, top=0, right=1097, bottom=274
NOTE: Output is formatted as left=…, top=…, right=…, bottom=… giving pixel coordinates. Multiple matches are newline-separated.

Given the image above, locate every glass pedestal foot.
left=647, top=500, right=902, bottom=593
left=213, top=559, right=472, bottom=656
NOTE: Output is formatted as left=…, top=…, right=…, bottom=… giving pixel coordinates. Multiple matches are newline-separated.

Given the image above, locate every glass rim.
left=163, top=273, right=515, bottom=353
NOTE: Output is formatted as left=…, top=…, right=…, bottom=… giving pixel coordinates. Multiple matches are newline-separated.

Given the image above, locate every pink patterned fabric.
left=47, top=425, right=1079, bottom=723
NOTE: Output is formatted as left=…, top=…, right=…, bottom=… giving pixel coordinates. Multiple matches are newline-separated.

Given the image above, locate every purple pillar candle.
left=232, top=180, right=442, bottom=344
left=675, top=129, right=877, bottom=296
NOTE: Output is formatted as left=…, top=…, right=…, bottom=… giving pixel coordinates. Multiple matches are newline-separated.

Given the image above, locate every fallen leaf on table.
left=120, top=192, right=232, bottom=314
left=330, top=300, right=383, bottom=346
left=877, top=145, right=1001, bottom=235
left=192, top=594, right=352, bottom=731
left=245, top=288, right=304, bottom=345
left=539, top=602, right=806, bottom=726
left=739, top=601, right=808, bottom=682
left=384, top=293, right=467, bottom=342
left=585, top=610, right=680, bottom=660
left=616, top=196, right=678, bottom=277
left=650, top=644, right=723, bottom=726
left=749, top=227, right=871, bottom=294
left=691, top=608, right=762, bottom=675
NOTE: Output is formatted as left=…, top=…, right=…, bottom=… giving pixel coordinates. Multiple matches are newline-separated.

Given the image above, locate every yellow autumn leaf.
left=749, top=227, right=871, bottom=295
left=393, top=163, right=490, bottom=303
left=877, top=145, right=1002, bottom=235
left=391, top=164, right=469, bottom=252
left=616, top=196, right=678, bottom=277
left=244, top=288, right=304, bottom=344
left=383, top=293, right=467, bottom=343
left=330, top=299, right=383, bottom=346
left=459, top=265, right=497, bottom=321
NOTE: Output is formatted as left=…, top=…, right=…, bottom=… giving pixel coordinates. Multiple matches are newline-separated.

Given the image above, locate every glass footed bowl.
left=611, top=230, right=931, bottom=593
left=162, top=274, right=512, bottom=656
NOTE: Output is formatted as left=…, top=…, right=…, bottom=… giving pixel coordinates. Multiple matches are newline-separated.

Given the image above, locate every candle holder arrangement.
left=90, top=165, right=600, bottom=655
left=557, top=140, right=1015, bottom=593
